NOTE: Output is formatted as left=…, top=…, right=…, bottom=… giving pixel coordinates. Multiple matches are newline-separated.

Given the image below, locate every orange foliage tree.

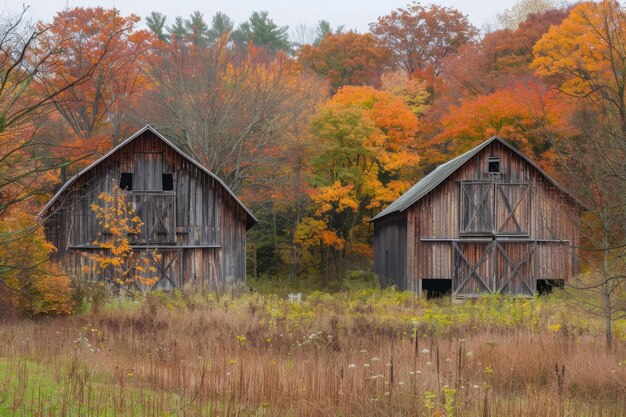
left=39, top=7, right=154, bottom=143
left=422, top=84, right=572, bottom=171
left=0, top=208, right=72, bottom=316
left=298, top=32, right=391, bottom=93
left=301, top=86, right=419, bottom=282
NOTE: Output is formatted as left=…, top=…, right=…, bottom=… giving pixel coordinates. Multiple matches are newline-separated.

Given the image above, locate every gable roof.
left=372, top=136, right=582, bottom=222
left=41, top=125, right=257, bottom=229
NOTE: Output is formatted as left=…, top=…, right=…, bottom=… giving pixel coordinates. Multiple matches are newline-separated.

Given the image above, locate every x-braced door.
left=495, top=184, right=530, bottom=235
left=133, top=193, right=176, bottom=244
left=452, top=241, right=496, bottom=296
left=460, top=182, right=494, bottom=235
left=147, top=249, right=182, bottom=290
left=495, top=242, right=536, bottom=296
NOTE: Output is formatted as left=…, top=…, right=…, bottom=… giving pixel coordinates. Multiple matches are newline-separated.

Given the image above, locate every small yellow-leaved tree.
left=89, top=186, right=160, bottom=294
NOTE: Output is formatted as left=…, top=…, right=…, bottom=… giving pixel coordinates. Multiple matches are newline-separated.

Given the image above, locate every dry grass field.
left=0, top=290, right=625, bottom=416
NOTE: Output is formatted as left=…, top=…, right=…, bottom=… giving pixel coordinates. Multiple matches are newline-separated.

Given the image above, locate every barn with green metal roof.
left=372, top=136, right=582, bottom=297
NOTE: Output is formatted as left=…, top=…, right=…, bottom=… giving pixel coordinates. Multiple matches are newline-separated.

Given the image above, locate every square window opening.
left=119, top=173, right=133, bottom=190
left=488, top=158, right=500, bottom=173
left=162, top=173, right=174, bottom=191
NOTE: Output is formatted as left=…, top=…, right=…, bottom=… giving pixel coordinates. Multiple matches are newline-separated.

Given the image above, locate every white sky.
left=2, top=0, right=518, bottom=36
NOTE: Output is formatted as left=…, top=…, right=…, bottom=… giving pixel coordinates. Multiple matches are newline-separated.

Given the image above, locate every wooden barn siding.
left=45, top=131, right=248, bottom=289
left=406, top=141, right=579, bottom=291
left=373, top=213, right=407, bottom=290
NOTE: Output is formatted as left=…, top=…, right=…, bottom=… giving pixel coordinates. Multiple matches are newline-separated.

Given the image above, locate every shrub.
left=0, top=209, right=72, bottom=316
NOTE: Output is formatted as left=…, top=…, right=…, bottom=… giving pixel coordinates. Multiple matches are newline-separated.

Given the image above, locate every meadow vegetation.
left=0, top=288, right=624, bottom=416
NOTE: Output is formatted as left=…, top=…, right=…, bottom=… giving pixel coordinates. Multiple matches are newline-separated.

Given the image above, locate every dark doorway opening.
left=421, top=279, right=452, bottom=299
left=537, top=279, right=564, bottom=295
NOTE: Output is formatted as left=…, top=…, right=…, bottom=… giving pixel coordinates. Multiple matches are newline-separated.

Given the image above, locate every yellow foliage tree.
left=89, top=186, right=160, bottom=293
left=304, top=86, right=419, bottom=281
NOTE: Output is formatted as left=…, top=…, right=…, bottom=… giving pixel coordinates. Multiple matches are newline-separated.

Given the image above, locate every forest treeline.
left=0, top=1, right=625, bottom=326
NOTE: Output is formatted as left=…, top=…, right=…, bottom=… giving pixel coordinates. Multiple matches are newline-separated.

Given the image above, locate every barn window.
left=162, top=173, right=174, bottom=191
left=119, top=173, right=133, bottom=190
left=488, top=156, right=500, bottom=173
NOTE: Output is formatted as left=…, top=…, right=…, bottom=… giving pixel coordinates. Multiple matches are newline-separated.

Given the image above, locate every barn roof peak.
left=372, top=136, right=581, bottom=222
left=41, top=125, right=258, bottom=228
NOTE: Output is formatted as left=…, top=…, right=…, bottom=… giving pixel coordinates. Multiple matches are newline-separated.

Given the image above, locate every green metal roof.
left=372, top=136, right=582, bottom=222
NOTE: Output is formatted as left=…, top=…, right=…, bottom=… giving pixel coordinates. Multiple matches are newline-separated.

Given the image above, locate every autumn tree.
left=0, top=6, right=122, bottom=308
left=442, top=8, right=568, bottom=98
left=298, top=32, right=391, bottom=93
left=497, top=0, right=566, bottom=29
left=422, top=84, right=570, bottom=170
left=370, top=3, right=477, bottom=75
left=304, top=86, right=419, bottom=282
left=0, top=208, right=72, bottom=316
left=147, top=39, right=311, bottom=192
left=532, top=0, right=626, bottom=349
left=89, top=187, right=160, bottom=294
left=39, top=7, right=153, bottom=143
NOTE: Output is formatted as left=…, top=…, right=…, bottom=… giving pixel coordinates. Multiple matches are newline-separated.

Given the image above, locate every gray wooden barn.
left=372, top=136, right=581, bottom=297
left=41, top=125, right=256, bottom=290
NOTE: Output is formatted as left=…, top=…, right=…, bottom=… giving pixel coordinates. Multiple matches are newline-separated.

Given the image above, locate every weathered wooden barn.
left=372, top=136, right=581, bottom=297
left=41, top=125, right=257, bottom=290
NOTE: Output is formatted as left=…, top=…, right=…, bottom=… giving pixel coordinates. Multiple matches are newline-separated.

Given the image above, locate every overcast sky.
left=1, top=0, right=519, bottom=35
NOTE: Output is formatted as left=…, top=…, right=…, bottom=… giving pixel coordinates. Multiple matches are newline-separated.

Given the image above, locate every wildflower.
left=228, top=359, right=237, bottom=365
left=421, top=348, right=430, bottom=354
left=348, top=364, right=357, bottom=369
left=371, top=357, right=380, bottom=362
left=548, top=323, right=562, bottom=332
left=409, top=371, right=415, bottom=375
left=364, top=363, right=370, bottom=368
left=384, top=391, right=390, bottom=396
left=426, top=361, right=432, bottom=366
left=473, top=385, right=480, bottom=389
left=360, top=349, right=368, bottom=354
left=446, top=358, right=452, bottom=362
left=466, top=351, right=473, bottom=358
left=398, top=381, right=405, bottom=386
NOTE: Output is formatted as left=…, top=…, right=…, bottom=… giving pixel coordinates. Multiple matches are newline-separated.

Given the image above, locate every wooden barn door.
left=131, top=152, right=176, bottom=244
left=495, top=242, right=536, bottom=296
left=453, top=241, right=536, bottom=297
left=452, top=241, right=496, bottom=296
left=146, top=249, right=182, bottom=290
left=133, top=193, right=176, bottom=243
left=134, top=152, right=163, bottom=191
left=460, top=182, right=494, bottom=235
left=495, top=184, right=530, bottom=235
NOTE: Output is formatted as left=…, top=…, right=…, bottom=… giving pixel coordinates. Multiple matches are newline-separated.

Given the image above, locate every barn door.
left=452, top=241, right=496, bottom=296
left=133, top=193, right=176, bottom=243
left=495, top=242, right=536, bottom=296
left=460, top=182, right=494, bottom=235
left=146, top=249, right=182, bottom=290
left=495, top=184, right=530, bottom=235
left=134, top=152, right=163, bottom=191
